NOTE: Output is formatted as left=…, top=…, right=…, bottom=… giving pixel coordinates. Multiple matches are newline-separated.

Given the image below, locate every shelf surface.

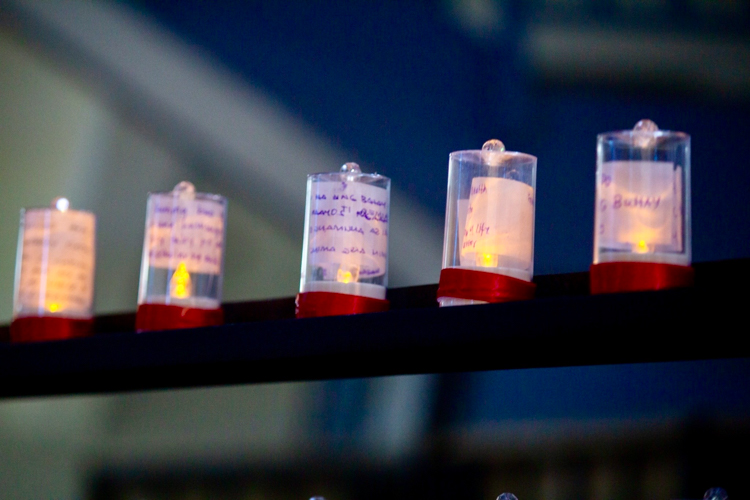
left=1, top=259, right=747, bottom=399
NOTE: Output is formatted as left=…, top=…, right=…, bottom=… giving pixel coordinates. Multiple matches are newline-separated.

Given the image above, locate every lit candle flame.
left=337, top=269, right=354, bottom=283
left=336, top=266, right=359, bottom=284
left=479, top=253, right=497, bottom=267
left=634, top=239, right=649, bottom=254
left=48, top=302, right=60, bottom=313
left=170, top=262, right=192, bottom=298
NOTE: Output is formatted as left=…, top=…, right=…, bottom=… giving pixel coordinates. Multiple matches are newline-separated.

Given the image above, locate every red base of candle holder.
left=136, top=303, right=224, bottom=332
left=10, top=316, right=94, bottom=343
left=437, top=268, right=536, bottom=304
left=590, top=262, right=694, bottom=294
left=296, top=291, right=390, bottom=318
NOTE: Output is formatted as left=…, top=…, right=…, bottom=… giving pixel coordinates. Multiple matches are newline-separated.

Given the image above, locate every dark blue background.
left=130, top=0, right=750, bottom=275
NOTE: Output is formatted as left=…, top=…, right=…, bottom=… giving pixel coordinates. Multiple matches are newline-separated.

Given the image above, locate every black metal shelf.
left=1, top=259, right=747, bottom=399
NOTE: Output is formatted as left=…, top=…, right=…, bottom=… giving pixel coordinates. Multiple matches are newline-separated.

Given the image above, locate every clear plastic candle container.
left=438, top=140, right=537, bottom=306
left=594, top=120, right=690, bottom=266
left=11, top=197, right=96, bottom=342
left=136, top=181, right=226, bottom=331
left=297, top=162, right=390, bottom=317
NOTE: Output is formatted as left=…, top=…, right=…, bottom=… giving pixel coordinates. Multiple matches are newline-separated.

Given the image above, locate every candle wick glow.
left=169, top=262, right=192, bottom=299
left=635, top=239, right=649, bottom=254
left=336, top=266, right=359, bottom=284
left=479, top=253, right=498, bottom=267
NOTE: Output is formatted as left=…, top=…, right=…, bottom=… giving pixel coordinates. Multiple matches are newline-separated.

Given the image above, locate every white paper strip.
left=145, top=195, right=225, bottom=274
left=307, top=180, right=389, bottom=279
left=460, top=177, right=534, bottom=271
left=17, top=209, right=95, bottom=316
left=597, top=161, right=681, bottom=252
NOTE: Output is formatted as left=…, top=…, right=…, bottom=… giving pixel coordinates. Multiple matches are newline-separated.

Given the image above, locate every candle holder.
left=591, top=120, right=693, bottom=294
left=10, top=198, right=96, bottom=342
left=136, top=181, right=226, bottom=331
left=296, top=162, right=390, bottom=318
left=437, top=140, right=537, bottom=306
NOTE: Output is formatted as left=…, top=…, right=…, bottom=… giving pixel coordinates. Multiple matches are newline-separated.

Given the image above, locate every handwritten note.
left=145, top=195, right=225, bottom=274
left=307, top=180, right=389, bottom=279
left=17, top=209, right=95, bottom=315
left=596, top=161, right=682, bottom=251
left=460, top=177, right=534, bottom=270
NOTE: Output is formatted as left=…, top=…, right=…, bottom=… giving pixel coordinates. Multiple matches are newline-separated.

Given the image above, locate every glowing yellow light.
left=635, top=240, right=649, bottom=254
left=476, top=252, right=498, bottom=267
left=48, top=302, right=60, bottom=312
left=337, top=269, right=354, bottom=283
left=170, top=262, right=192, bottom=299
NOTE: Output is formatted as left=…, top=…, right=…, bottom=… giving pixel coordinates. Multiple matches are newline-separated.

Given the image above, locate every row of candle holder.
left=8, top=119, right=692, bottom=342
